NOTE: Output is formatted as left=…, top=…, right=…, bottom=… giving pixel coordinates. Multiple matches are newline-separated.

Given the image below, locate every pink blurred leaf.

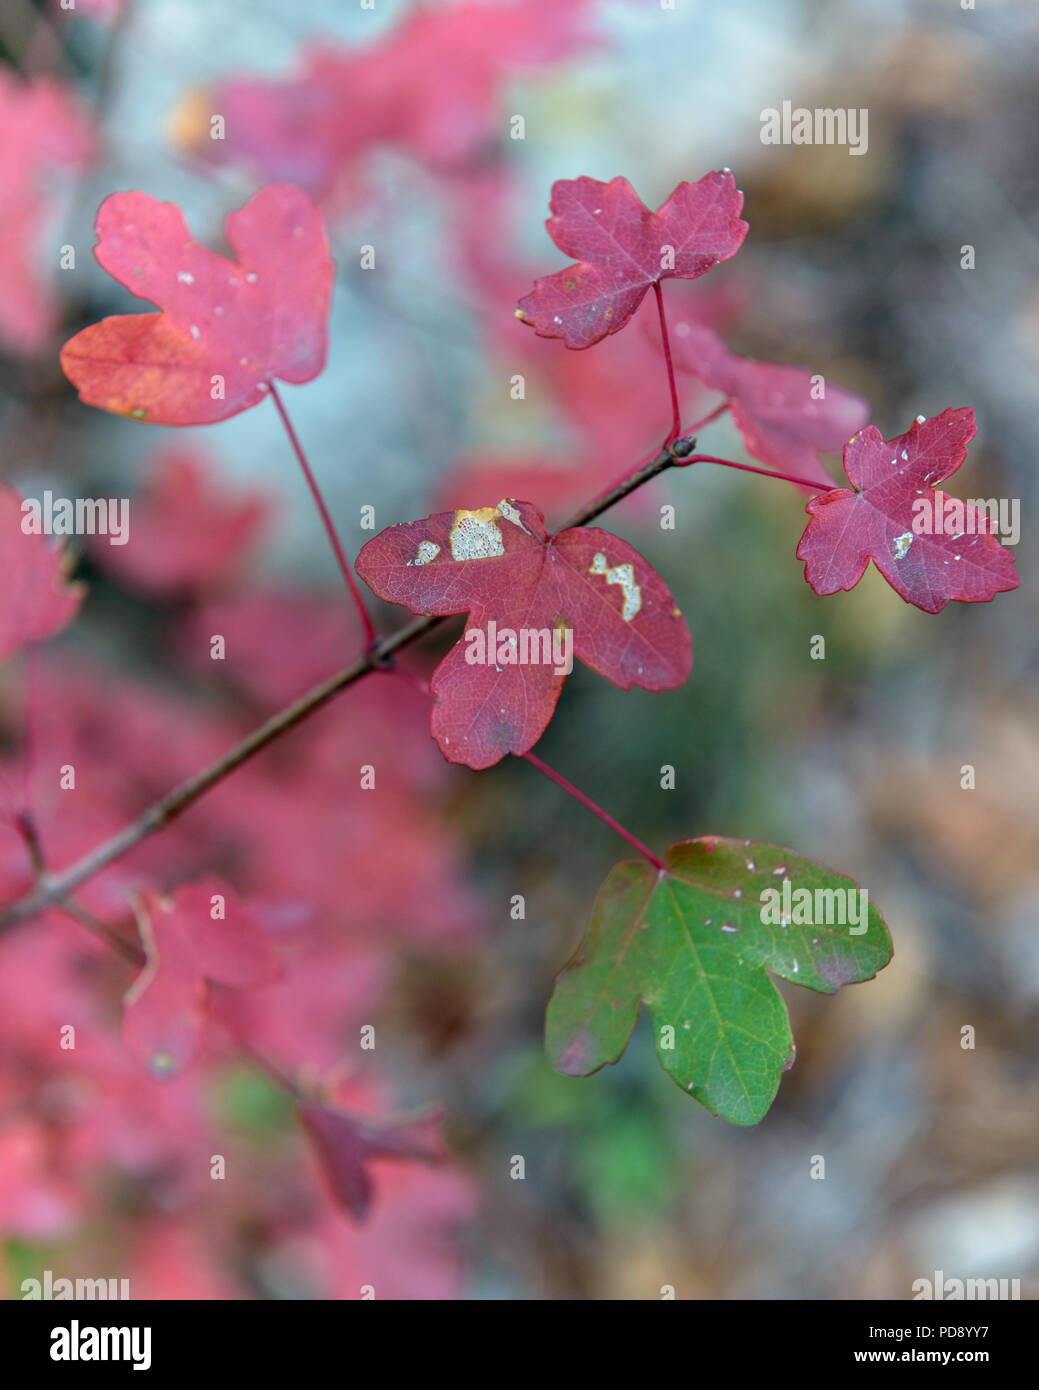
left=0, top=73, right=94, bottom=353
left=96, top=448, right=273, bottom=596
left=0, top=485, right=83, bottom=658
left=124, top=881, right=281, bottom=1078
left=669, top=317, right=869, bottom=490
left=298, top=1102, right=446, bottom=1220
left=192, top=0, right=596, bottom=194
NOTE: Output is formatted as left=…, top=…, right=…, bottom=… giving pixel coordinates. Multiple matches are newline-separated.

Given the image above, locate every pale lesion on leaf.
left=587, top=552, right=642, bottom=621
left=448, top=507, right=504, bottom=561
left=448, top=499, right=533, bottom=561
left=408, top=541, right=440, bottom=566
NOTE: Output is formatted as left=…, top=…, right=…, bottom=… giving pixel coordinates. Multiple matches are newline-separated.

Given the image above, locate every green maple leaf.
left=546, top=837, right=892, bottom=1125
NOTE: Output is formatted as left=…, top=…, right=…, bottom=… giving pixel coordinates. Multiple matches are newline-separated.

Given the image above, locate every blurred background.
left=1, top=0, right=1037, bottom=1299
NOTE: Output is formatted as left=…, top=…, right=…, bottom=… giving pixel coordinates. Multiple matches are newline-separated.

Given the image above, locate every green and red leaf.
left=546, top=837, right=892, bottom=1125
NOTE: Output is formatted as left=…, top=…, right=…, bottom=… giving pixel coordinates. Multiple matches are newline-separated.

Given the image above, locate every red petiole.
left=268, top=380, right=377, bottom=649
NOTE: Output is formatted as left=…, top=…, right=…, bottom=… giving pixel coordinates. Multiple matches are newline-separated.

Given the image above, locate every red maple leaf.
left=668, top=317, right=870, bottom=489
left=60, top=184, right=333, bottom=425
left=0, top=485, right=84, bottom=658
left=356, top=499, right=691, bottom=769
left=123, top=881, right=281, bottom=1079
left=796, top=408, right=1019, bottom=613
left=516, top=172, right=747, bottom=349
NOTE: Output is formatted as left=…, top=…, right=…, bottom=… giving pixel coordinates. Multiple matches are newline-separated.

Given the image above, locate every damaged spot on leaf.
left=449, top=507, right=505, bottom=561
left=409, top=540, right=441, bottom=566
left=496, top=499, right=532, bottom=535
left=588, top=552, right=641, bottom=621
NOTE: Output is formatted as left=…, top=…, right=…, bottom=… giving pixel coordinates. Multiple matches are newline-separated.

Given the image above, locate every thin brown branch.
left=0, top=613, right=434, bottom=931
left=554, top=438, right=690, bottom=532
left=0, top=436, right=695, bottom=935
left=58, top=896, right=145, bottom=967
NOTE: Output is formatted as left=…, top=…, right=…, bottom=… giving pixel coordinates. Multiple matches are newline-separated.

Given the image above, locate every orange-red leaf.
left=60, top=184, right=333, bottom=425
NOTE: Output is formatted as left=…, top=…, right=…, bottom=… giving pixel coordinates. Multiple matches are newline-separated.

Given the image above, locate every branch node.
left=669, top=434, right=697, bottom=461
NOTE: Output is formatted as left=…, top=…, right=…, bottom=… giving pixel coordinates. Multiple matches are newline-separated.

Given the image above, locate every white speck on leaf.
left=892, top=531, right=913, bottom=559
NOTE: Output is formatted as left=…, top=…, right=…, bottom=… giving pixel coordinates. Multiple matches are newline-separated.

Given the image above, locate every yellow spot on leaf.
left=450, top=507, right=505, bottom=561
